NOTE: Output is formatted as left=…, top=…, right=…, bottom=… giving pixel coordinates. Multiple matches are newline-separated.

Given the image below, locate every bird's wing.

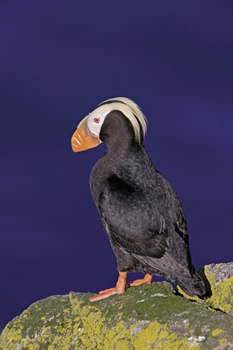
left=109, top=227, right=194, bottom=279
left=98, top=175, right=195, bottom=280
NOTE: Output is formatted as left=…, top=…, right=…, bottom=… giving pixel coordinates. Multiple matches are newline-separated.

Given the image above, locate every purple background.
left=1, top=0, right=232, bottom=329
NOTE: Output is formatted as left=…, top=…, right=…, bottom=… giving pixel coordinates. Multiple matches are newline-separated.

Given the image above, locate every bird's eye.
left=94, top=117, right=100, bottom=123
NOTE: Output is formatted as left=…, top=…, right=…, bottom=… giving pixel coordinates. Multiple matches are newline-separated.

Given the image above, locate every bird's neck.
left=92, top=142, right=150, bottom=186
left=105, top=137, right=143, bottom=170
left=104, top=131, right=135, bottom=157
left=90, top=141, right=144, bottom=203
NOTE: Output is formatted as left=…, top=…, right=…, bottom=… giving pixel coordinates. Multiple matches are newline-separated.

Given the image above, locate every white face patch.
left=87, top=108, right=110, bottom=140
left=86, top=98, right=147, bottom=144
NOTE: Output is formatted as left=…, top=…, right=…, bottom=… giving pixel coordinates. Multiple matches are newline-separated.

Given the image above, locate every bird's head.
left=71, top=97, right=147, bottom=152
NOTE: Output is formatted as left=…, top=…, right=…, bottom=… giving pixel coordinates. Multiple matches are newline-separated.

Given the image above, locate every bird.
left=71, top=97, right=207, bottom=302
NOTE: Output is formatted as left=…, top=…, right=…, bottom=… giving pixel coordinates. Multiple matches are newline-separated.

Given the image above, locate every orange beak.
left=71, top=116, right=101, bottom=152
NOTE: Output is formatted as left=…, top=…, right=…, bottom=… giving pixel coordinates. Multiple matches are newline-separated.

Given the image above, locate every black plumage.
left=72, top=98, right=207, bottom=300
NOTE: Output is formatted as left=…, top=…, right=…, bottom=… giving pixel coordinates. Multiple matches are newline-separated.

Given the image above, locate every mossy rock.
left=202, top=263, right=233, bottom=314
left=178, top=262, right=233, bottom=316
left=1, top=263, right=233, bottom=349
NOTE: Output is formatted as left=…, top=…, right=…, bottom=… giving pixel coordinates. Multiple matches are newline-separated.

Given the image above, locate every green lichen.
left=1, top=264, right=233, bottom=349
left=212, top=329, right=224, bottom=337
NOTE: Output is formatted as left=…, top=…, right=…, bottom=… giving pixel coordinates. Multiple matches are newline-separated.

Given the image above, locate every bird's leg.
left=128, top=273, right=152, bottom=287
left=89, top=271, right=127, bottom=302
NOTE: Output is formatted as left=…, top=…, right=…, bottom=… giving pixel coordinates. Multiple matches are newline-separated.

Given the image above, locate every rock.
left=1, top=263, right=233, bottom=349
left=178, top=262, right=233, bottom=315
left=201, top=263, right=233, bottom=315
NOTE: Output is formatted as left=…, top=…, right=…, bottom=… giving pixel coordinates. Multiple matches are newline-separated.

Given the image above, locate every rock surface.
left=179, top=262, right=233, bottom=316
left=1, top=263, right=233, bottom=350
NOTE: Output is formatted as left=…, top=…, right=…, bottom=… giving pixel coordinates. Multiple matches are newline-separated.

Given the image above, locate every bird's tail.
left=175, top=271, right=209, bottom=298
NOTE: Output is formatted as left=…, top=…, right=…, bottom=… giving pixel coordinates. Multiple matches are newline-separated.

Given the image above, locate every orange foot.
left=128, top=273, right=152, bottom=287
left=90, top=271, right=127, bottom=302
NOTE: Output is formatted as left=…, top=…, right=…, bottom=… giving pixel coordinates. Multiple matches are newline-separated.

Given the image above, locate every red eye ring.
left=94, top=117, right=100, bottom=123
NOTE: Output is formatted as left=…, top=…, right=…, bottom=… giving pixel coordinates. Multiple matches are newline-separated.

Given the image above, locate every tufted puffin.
left=71, top=97, right=206, bottom=302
